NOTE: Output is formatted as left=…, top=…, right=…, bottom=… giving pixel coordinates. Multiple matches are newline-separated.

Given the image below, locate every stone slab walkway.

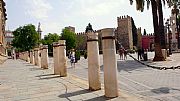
left=0, top=59, right=145, bottom=101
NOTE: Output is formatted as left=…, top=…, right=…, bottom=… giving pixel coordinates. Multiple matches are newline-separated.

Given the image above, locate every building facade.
left=116, top=15, right=133, bottom=49
left=0, top=0, right=7, bottom=55
left=65, top=26, right=75, bottom=33
left=5, top=30, right=14, bottom=56
left=142, top=34, right=154, bottom=51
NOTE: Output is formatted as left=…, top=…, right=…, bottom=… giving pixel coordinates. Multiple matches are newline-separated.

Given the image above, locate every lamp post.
left=165, top=19, right=172, bottom=55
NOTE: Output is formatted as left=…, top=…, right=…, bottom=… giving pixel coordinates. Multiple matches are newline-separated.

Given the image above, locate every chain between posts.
left=115, top=39, right=180, bottom=70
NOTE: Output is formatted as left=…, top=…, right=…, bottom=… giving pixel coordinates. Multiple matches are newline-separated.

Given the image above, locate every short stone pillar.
left=58, top=40, right=67, bottom=77
left=41, top=45, right=49, bottom=69
left=34, top=48, right=41, bottom=67
left=161, top=49, right=167, bottom=59
left=87, top=31, right=101, bottom=91
left=53, top=42, right=60, bottom=75
left=26, top=51, right=30, bottom=62
left=102, top=28, right=118, bottom=97
left=30, top=50, right=34, bottom=64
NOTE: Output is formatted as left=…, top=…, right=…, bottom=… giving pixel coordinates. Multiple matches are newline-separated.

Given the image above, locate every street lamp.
left=165, top=19, right=172, bottom=55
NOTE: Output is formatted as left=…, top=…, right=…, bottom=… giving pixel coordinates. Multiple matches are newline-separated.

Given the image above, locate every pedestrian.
left=137, top=48, right=142, bottom=60
left=70, top=50, right=75, bottom=68
left=119, top=48, right=124, bottom=60
left=123, top=49, right=127, bottom=60
left=141, top=48, right=144, bottom=60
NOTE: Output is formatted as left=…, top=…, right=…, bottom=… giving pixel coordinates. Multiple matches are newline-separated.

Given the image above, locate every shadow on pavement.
left=29, top=68, right=44, bottom=71
left=58, top=89, right=92, bottom=98
left=25, top=64, right=35, bottom=66
left=84, top=95, right=114, bottom=101
left=151, top=87, right=180, bottom=94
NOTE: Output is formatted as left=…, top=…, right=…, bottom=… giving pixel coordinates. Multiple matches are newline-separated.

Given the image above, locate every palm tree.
left=130, top=0, right=165, bottom=61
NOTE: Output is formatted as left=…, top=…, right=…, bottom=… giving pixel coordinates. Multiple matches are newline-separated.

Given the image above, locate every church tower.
left=37, top=22, right=42, bottom=40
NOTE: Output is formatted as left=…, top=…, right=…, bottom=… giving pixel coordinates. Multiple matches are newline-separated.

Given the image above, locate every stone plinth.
left=101, top=28, right=118, bottom=97
left=26, top=51, right=30, bottom=62
left=30, top=50, right=34, bottom=64
left=161, top=49, right=167, bottom=59
left=58, top=40, right=67, bottom=77
left=87, top=31, right=101, bottom=91
left=34, top=48, right=41, bottom=67
left=53, top=42, right=60, bottom=75
left=41, top=45, right=48, bottom=69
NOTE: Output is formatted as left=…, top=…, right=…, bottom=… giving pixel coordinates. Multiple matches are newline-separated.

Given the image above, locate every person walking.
left=137, top=48, right=142, bottom=60
left=119, top=48, right=124, bottom=60
left=123, top=49, right=127, bottom=60
left=70, top=50, right=75, bottom=68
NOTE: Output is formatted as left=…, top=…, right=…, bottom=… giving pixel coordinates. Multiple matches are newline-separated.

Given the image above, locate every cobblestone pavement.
left=0, top=59, right=145, bottom=101
left=62, top=52, right=180, bottom=101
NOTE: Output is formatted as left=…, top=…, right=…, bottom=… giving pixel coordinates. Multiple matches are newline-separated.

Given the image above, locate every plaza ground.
left=0, top=52, right=180, bottom=101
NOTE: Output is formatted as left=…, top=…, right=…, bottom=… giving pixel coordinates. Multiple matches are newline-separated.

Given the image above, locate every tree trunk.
left=151, top=0, right=165, bottom=61
left=157, top=0, right=166, bottom=49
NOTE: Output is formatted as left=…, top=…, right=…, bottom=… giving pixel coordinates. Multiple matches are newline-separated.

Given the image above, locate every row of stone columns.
left=87, top=28, right=118, bottom=97
left=19, top=45, right=49, bottom=69
left=19, top=29, right=118, bottom=98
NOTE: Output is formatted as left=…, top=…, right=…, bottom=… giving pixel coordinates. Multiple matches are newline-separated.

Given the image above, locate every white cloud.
left=77, top=0, right=125, bottom=16
left=25, top=0, right=52, bottom=20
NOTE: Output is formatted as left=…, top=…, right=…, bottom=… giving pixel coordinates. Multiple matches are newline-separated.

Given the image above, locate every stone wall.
left=116, top=15, right=133, bottom=49
left=0, top=0, right=7, bottom=55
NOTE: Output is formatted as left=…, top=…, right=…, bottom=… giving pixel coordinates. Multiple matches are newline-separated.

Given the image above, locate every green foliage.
left=12, top=24, right=39, bottom=52
left=41, top=33, right=60, bottom=52
left=76, top=35, right=85, bottom=50
left=75, top=50, right=81, bottom=62
left=60, top=28, right=77, bottom=51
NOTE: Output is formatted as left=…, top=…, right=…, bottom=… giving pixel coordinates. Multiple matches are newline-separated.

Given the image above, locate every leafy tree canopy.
left=41, top=33, right=60, bottom=52
left=12, top=24, right=39, bottom=52
left=60, top=28, right=77, bottom=51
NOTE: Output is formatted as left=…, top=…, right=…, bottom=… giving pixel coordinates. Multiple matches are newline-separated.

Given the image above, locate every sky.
left=5, top=0, right=171, bottom=37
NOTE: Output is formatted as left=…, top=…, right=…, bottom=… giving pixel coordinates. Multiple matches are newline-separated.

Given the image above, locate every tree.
left=60, top=28, right=77, bottom=51
left=12, top=24, right=39, bottom=52
left=130, top=0, right=165, bottom=61
left=143, top=29, right=147, bottom=35
left=41, top=33, right=60, bottom=53
left=131, top=17, right=138, bottom=46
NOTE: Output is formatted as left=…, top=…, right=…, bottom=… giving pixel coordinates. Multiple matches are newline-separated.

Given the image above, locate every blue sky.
left=5, top=0, right=171, bottom=37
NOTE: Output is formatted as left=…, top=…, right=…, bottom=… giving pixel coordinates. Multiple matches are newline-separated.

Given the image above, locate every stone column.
left=41, top=45, right=48, bottom=69
left=58, top=40, right=67, bottom=77
left=53, top=42, right=60, bottom=75
left=102, top=28, right=118, bottom=97
left=34, top=48, right=41, bottom=67
left=26, top=51, right=30, bottom=62
left=87, top=31, right=101, bottom=91
left=30, top=50, right=34, bottom=64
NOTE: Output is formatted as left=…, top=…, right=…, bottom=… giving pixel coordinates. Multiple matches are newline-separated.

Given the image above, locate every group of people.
left=137, top=48, right=146, bottom=60
left=118, top=48, right=128, bottom=60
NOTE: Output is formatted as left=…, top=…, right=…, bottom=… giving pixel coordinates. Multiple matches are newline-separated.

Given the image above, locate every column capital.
left=101, top=28, right=115, bottom=40
left=58, top=40, right=66, bottom=46
left=53, top=42, right=59, bottom=47
left=87, top=32, right=98, bottom=42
